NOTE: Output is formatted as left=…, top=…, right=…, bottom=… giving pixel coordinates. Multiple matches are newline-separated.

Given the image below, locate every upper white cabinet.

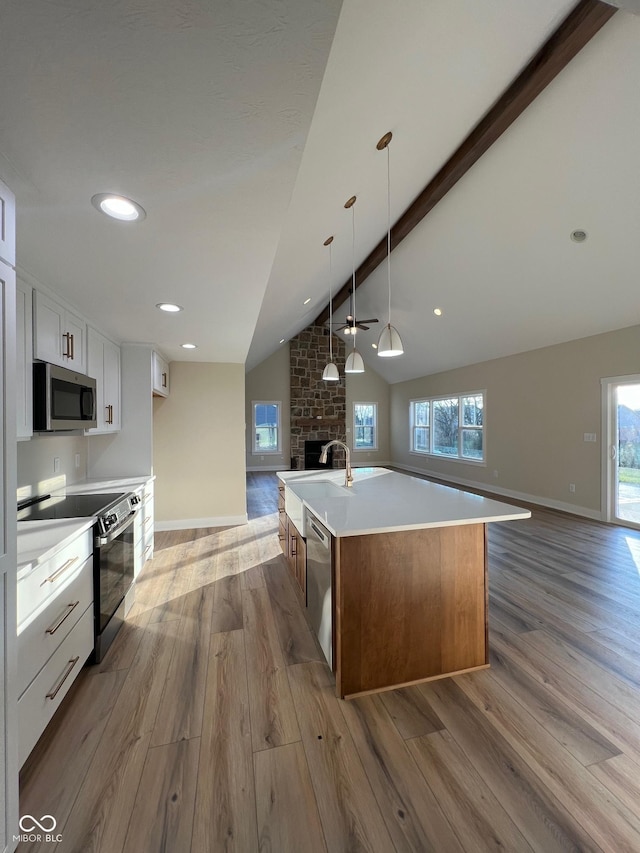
left=33, top=290, right=87, bottom=373
left=87, top=327, right=121, bottom=433
left=0, top=178, right=16, bottom=267
left=152, top=351, right=170, bottom=397
left=16, top=278, right=33, bottom=440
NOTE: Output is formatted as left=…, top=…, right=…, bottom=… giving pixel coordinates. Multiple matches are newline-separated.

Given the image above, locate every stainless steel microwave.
left=33, top=362, right=97, bottom=431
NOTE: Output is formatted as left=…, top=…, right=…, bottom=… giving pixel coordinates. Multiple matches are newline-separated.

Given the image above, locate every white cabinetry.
left=16, top=527, right=94, bottom=767
left=0, top=177, right=18, bottom=851
left=133, top=479, right=155, bottom=577
left=0, top=178, right=16, bottom=268
left=87, top=327, right=121, bottom=433
left=152, top=351, right=170, bottom=397
left=33, top=290, right=87, bottom=373
left=16, top=278, right=32, bottom=440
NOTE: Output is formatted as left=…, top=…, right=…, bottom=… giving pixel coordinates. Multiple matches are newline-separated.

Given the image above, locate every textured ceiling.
left=1, top=1, right=638, bottom=382
left=0, top=0, right=342, bottom=362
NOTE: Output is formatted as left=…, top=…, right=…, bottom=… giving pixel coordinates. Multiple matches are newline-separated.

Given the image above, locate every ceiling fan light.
left=345, top=349, right=365, bottom=373
left=322, top=361, right=340, bottom=381
left=377, top=323, right=404, bottom=357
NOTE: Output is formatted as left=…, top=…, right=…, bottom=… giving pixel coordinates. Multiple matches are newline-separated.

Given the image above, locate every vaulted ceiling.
left=1, top=1, right=638, bottom=383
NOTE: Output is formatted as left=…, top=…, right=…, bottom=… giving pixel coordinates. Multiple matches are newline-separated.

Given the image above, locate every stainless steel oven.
left=93, top=495, right=137, bottom=662
left=18, top=491, right=138, bottom=663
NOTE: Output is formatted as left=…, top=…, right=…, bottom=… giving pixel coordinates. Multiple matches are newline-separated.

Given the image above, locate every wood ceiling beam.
left=315, top=0, right=617, bottom=326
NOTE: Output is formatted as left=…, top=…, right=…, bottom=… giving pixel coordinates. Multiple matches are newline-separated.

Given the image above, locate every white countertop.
left=278, top=467, right=531, bottom=537
left=17, top=518, right=94, bottom=580
left=17, top=474, right=154, bottom=579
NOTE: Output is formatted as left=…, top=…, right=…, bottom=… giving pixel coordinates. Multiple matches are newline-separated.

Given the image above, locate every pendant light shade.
left=322, top=235, right=340, bottom=381
left=345, top=349, right=365, bottom=373
left=344, top=194, right=365, bottom=375
left=377, top=323, right=404, bottom=357
left=322, top=361, right=339, bottom=381
left=376, top=131, right=404, bottom=358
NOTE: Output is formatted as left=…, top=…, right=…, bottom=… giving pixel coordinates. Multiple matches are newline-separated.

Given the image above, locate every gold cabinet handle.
left=162, top=371, right=167, bottom=388
left=105, top=403, right=113, bottom=424
left=40, top=556, right=79, bottom=586
left=46, top=657, right=80, bottom=700
left=70, top=332, right=75, bottom=360
left=63, top=332, right=71, bottom=358
left=46, top=601, right=80, bottom=635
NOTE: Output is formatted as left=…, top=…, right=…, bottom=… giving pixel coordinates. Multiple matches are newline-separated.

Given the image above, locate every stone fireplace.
left=290, top=323, right=346, bottom=469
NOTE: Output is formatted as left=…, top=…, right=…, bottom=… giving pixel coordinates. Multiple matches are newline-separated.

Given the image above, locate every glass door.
left=602, top=375, right=640, bottom=528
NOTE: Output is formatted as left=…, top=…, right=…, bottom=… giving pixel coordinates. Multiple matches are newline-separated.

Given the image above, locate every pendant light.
left=376, top=131, right=404, bottom=357
left=344, top=195, right=365, bottom=374
left=322, top=236, right=339, bottom=381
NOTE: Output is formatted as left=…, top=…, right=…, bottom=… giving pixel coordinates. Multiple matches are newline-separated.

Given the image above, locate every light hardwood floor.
left=17, top=472, right=640, bottom=852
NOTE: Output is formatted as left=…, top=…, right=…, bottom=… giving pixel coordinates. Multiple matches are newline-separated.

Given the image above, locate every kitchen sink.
left=285, top=479, right=352, bottom=537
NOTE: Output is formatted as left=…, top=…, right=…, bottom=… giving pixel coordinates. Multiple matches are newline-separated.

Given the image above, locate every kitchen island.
left=278, top=467, right=530, bottom=699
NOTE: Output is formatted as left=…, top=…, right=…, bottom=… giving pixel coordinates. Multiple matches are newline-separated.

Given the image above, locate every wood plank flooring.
left=17, top=471, right=640, bottom=852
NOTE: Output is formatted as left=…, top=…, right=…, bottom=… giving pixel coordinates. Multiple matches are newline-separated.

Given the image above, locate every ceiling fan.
left=334, top=289, right=378, bottom=335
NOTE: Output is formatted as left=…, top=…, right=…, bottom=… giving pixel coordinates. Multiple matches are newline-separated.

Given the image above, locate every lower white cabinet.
left=134, top=479, right=154, bottom=577
left=17, top=558, right=93, bottom=698
left=17, top=605, right=93, bottom=767
left=16, top=528, right=94, bottom=767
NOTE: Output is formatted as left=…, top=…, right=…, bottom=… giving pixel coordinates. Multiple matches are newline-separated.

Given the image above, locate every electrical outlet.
left=583, top=433, right=597, bottom=442
left=260, top=455, right=264, bottom=461
left=75, top=453, right=81, bottom=468
left=53, top=457, right=60, bottom=473
left=569, top=483, right=576, bottom=493
left=493, top=469, right=499, bottom=478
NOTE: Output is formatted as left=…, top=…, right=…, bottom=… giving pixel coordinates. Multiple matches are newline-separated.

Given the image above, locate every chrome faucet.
left=319, top=440, right=353, bottom=488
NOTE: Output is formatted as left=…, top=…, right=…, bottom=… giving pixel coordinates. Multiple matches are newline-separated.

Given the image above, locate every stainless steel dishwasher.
left=304, top=507, right=333, bottom=669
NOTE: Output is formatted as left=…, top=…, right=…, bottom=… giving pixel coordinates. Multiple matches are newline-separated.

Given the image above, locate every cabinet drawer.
left=17, top=557, right=93, bottom=698
left=18, top=604, right=93, bottom=767
left=18, top=529, right=93, bottom=626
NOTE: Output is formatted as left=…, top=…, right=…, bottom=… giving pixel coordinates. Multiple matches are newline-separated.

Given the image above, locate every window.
left=252, top=401, right=280, bottom=454
left=410, top=392, right=484, bottom=462
left=353, top=402, right=377, bottom=450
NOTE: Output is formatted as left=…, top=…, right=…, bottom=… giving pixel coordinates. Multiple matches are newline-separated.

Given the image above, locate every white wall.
left=154, top=361, right=247, bottom=527
left=17, top=434, right=87, bottom=501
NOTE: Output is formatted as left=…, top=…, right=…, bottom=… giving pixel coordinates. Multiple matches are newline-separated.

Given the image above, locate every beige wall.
left=153, top=362, right=246, bottom=526
left=245, top=344, right=392, bottom=469
left=391, top=324, right=640, bottom=515
left=346, top=364, right=391, bottom=465
left=245, top=344, right=290, bottom=470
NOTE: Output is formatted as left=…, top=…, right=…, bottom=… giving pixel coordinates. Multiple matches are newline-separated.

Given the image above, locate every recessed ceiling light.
left=303, top=297, right=311, bottom=305
left=91, top=193, right=146, bottom=222
left=433, top=308, right=442, bottom=316
left=181, top=343, right=197, bottom=349
left=372, top=343, right=377, bottom=349
left=156, top=303, right=183, bottom=313
left=570, top=230, right=587, bottom=242
left=279, top=339, right=285, bottom=344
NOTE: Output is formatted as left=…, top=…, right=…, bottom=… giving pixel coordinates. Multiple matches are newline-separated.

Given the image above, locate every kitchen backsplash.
left=17, top=434, right=88, bottom=502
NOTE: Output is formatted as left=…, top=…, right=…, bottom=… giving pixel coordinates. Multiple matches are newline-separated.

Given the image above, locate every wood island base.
left=334, top=523, right=488, bottom=699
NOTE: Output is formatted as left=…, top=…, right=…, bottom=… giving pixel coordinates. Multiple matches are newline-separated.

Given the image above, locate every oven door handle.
left=95, top=510, right=137, bottom=547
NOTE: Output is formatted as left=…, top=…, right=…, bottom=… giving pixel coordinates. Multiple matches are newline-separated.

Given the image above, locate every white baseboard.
left=392, top=463, right=603, bottom=522
left=155, top=514, right=248, bottom=531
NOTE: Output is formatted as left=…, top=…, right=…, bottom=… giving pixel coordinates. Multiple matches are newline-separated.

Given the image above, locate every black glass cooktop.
left=18, top=493, right=125, bottom=522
